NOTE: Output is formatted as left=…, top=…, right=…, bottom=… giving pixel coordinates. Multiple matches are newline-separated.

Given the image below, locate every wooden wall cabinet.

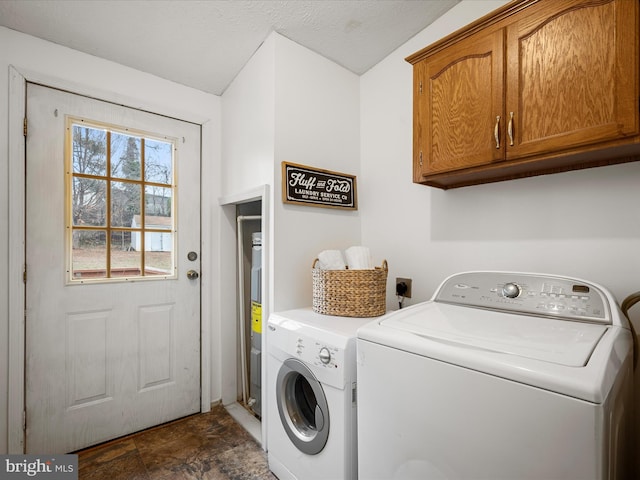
left=407, top=0, right=639, bottom=189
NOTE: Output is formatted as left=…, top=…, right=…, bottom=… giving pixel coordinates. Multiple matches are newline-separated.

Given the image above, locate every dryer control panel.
left=435, top=272, right=611, bottom=324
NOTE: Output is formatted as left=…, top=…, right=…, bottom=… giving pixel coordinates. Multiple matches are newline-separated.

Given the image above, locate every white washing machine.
left=266, top=308, right=376, bottom=480
left=357, top=271, right=634, bottom=480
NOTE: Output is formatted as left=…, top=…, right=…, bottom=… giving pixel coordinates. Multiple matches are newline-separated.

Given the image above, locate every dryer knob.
left=502, top=282, right=521, bottom=298
left=319, top=347, right=331, bottom=364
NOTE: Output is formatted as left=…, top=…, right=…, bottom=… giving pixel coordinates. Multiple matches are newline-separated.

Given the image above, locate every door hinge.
left=23, top=265, right=27, bottom=284
left=23, top=117, right=27, bottom=137
left=22, top=410, right=26, bottom=431
left=419, top=80, right=423, bottom=95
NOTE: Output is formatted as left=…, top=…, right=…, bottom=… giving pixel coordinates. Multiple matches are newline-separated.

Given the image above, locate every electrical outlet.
left=396, top=277, right=412, bottom=298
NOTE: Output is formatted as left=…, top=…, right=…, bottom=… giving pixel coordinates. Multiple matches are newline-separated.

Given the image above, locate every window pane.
left=72, top=230, right=106, bottom=279
left=145, top=233, right=173, bottom=276
left=111, top=181, right=141, bottom=227
left=67, top=119, right=178, bottom=282
left=72, top=178, right=106, bottom=226
left=111, top=133, right=141, bottom=180
left=145, top=139, right=172, bottom=184
left=72, top=125, right=107, bottom=176
left=111, top=231, right=141, bottom=277
left=145, top=185, right=172, bottom=218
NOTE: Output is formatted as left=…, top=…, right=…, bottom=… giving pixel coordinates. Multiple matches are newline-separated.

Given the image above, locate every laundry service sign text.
left=282, top=162, right=357, bottom=210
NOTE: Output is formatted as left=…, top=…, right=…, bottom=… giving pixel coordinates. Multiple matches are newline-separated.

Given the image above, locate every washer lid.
left=379, top=302, right=607, bottom=367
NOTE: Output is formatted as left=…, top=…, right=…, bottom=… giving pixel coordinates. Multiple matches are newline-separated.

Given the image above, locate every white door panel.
left=25, top=84, right=201, bottom=453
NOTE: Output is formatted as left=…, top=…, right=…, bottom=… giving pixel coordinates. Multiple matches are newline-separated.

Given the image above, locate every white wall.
left=220, top=35, right=276, bottom=197
left=221, top=32, right=361, bottom=314
left=272, top=33, right=361, bottom=312
left=360, top=0, right=640, bottom=307
left=219, top=34, right=276, bottom=407
left=0, top=26, right=221, bottom=453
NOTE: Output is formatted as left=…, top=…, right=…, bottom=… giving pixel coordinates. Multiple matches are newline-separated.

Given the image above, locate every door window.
left=67, top=118, right=176, bottom=282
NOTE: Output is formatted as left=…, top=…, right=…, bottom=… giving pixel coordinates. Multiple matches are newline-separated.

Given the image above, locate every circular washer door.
left=276, top=358, right=330, bottom=455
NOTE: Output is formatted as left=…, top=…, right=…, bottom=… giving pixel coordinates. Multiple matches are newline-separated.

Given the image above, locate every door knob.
left=187, top=270, right=199, bottom=280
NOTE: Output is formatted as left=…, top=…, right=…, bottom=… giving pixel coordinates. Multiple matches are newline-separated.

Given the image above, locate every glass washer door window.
left=67, top=117, right=177, bottom=282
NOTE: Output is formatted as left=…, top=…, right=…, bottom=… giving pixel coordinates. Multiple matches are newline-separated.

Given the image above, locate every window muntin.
left=66, top=118, right=176, bottom=283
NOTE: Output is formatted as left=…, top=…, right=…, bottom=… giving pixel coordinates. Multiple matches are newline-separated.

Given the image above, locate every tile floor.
left=76, top=405, right=276, bottom=480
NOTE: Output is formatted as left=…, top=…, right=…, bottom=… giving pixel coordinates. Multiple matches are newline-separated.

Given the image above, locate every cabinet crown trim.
left=406, top=0, right=539, bottom=65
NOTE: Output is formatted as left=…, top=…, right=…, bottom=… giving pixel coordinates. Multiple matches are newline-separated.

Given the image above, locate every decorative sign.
left=282, top=162, right=357, bottom=210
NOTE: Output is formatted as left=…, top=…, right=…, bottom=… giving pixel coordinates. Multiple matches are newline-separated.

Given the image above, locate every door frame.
left=7, top=66, right=213, bottom=453
left=219, top=186, right=271, bottom=448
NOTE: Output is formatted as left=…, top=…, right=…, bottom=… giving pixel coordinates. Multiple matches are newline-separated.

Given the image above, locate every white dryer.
left=357, top=271, right=634, bottom=480
left=267, top=308, right=376, bottom=480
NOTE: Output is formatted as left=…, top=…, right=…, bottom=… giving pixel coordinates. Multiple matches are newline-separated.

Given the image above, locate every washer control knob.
left=502, top=282, right=521, bottom=298
left=318, top=347, right=331, bottom=364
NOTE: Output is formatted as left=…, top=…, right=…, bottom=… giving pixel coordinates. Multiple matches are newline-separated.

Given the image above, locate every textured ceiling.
left=0, top=0, right=459, bottom=95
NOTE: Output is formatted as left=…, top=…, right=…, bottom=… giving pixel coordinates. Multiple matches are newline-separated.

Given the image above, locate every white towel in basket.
left=345, top=246, right=373, bottom=270
left=317, top=250, right=346, bottom=270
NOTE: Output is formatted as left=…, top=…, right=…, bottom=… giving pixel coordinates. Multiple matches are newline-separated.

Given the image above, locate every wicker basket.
left=312, top=259, right=388, bottom=317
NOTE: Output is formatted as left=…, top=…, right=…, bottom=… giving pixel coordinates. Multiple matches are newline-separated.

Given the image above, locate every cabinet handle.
left=494, top=115, right=500, bottom=149
left=508, top=112, right=514, bottom=146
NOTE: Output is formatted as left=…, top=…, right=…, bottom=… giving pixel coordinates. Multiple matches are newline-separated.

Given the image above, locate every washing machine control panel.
left=435, top=272, right=611, bottom=324
left=318, top=347, right=332, bottom=364
left=294, top=335, right=344, bottom=370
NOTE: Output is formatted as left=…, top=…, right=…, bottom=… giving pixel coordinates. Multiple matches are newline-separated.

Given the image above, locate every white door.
left=25, top=84, right=201, bottom=453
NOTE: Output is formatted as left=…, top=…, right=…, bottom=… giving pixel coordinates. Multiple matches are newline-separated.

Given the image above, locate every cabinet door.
left=414, top=29, right=504, bottom=179
left=506, top=0, right=639, bottom=160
